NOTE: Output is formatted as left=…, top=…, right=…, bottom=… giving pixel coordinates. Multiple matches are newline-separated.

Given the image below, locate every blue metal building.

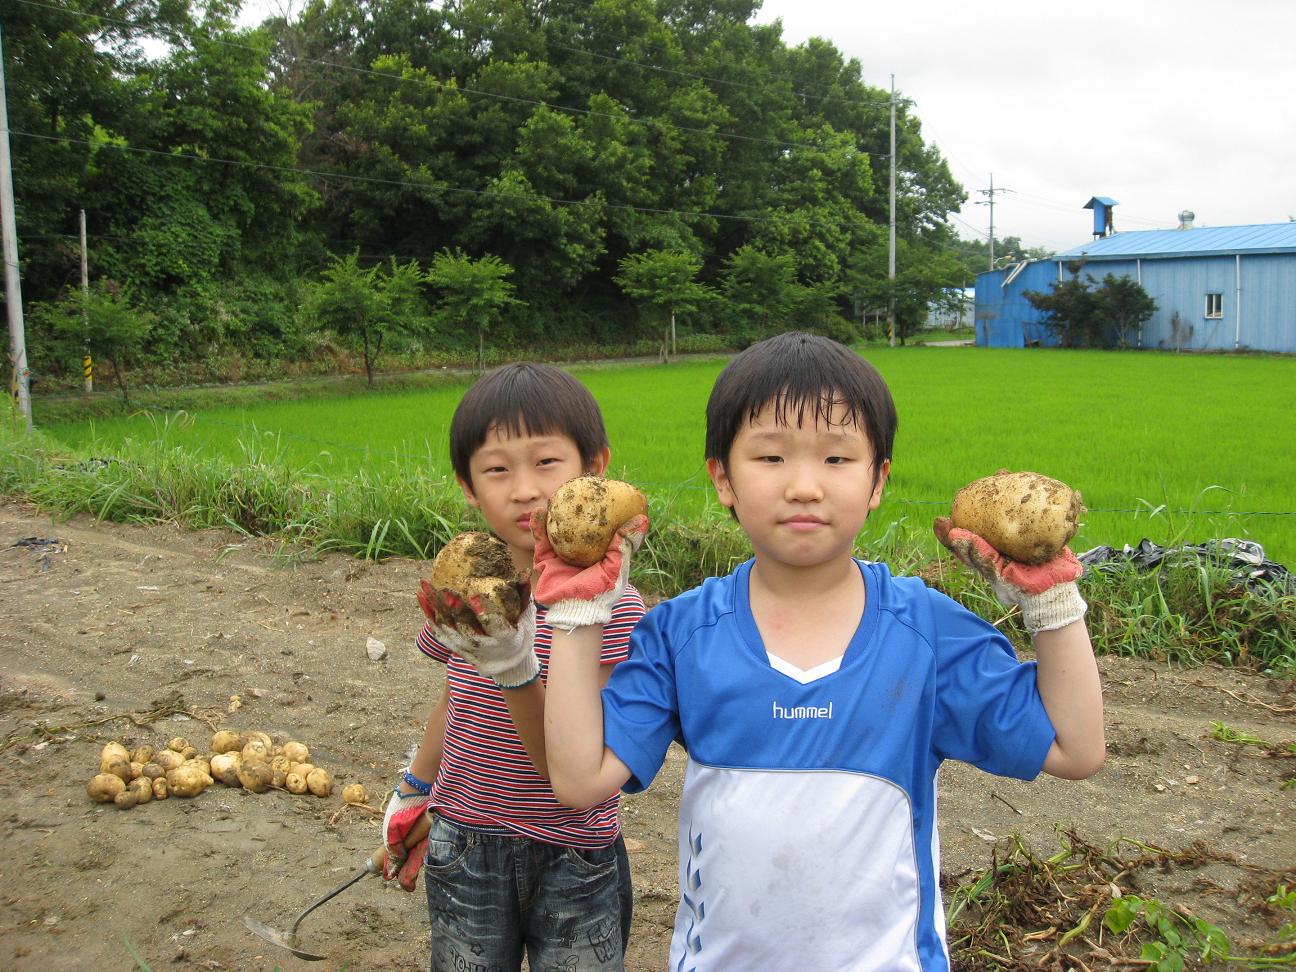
left=975, top=213, right=1296, bottom=352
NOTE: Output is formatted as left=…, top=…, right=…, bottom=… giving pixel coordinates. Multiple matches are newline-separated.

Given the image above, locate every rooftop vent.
left=1178, top=210, right=1195, bottom=230
left=1084, top=196, right=1118, bottom=238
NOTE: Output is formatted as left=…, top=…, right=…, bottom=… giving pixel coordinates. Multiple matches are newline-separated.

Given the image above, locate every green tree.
left=35, top=284, right=153, bottom=404
left=1094, top=273, right=1158, bottom=348
left=721, top=246, right=803, bottom=345
left=425, top=249, right=522, bottom=371
left=1025, top=265, right=1156, bottom=349
left=615, top=250, right=713, bottom=355
left=303, top=253, right=429, bottom=385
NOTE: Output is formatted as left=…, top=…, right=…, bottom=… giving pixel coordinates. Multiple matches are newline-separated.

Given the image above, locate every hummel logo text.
left=772, top=701, right=834, bottom=720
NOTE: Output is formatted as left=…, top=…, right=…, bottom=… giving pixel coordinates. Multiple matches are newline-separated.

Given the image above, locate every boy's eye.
left=482, top=465, right=507, bottom=474
left=759, top=455, right=783, bottom=464
left=537, top=457, right=562, bottom=467
left=826, top=456, right=849, bottom=465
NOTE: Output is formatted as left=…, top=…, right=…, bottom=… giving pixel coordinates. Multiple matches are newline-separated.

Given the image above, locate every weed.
left=945, top=829, right=1294, bottom=970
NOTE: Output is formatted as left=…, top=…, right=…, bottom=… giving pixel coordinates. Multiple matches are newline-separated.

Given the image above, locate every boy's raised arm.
left=532, top=512, right=645, bottom=808
left=544, top=625, right=633, bottom=807
left=935, top=519, right=1105, bottom=780
left=1032, top=621, right=1105, bottom=778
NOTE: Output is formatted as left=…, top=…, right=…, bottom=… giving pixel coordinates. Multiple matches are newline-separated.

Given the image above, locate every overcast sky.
left=237, top=0, right=1295, bottom=253
left=752, top=0, right=1296, bottom=251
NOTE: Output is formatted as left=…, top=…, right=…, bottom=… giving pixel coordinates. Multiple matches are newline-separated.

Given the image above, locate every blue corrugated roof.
left=1058, top=223, right=1296, bottom=260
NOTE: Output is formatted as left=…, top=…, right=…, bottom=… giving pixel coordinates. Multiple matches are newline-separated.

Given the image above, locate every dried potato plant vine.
left=943, top=828, right=1293, bottom=971
left=0, top=696, right=218, bottom=755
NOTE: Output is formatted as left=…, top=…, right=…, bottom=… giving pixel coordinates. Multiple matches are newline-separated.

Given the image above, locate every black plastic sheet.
left=1078, top=538, right=1294, bottom=593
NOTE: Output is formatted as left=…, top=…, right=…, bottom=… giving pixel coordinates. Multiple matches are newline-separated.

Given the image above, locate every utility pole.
left=975, top=173, right=1012, bottom=271
left=887, top=74, right=896, bottom=347
left=0, top=25, right=32, bottom=430
left=80, top=209, right=92, bottom=393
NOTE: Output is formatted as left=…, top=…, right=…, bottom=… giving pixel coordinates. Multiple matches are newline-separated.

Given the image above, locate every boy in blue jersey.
left=535, top=331, right=1104, bottom=971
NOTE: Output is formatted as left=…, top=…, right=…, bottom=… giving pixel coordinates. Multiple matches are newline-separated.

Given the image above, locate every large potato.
left=546, top=477, right=648, bottom=568
left=166, top=765, right=212, bottom=798
left=429, top=532, right=528, bottom=625
left=210, top=730, right=241, bottom=754
left=87, top=773, right=127, bottom=803
left=99, top=742, right=130, bottom=773
left=949, top=470, right=1083, bottom=564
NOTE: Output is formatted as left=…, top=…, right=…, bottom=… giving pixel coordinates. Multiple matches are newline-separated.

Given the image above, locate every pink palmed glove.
left=381, top=776, right=429, bottom=892
left=530, top=510, right=649, bottom=631
left=933, top=517, right=1087, bottom=634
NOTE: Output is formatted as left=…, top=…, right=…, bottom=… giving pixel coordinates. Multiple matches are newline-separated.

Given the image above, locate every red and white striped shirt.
left=416, top=586, right=645, bottom=849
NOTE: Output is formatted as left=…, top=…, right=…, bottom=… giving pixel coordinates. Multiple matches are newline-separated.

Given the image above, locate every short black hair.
left=705, top=331, right=897, bottom=476
left=450, top=363, right=609, bottom=487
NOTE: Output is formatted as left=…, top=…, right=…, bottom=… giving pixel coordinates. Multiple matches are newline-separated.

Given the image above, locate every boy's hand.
left=381, top=783, right=430, bottom=892
left=933, top=517, right=1087, bottom=634
left=531, top=509, right=648, bottom=631
left=418, top=582, right=540, bottom=688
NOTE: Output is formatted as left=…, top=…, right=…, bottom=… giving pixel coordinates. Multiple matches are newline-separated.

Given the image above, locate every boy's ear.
left=456, top=475, right=480, bottom=508
left=585, top=446, right=611, bottom=477
left=706, top=457, right=736, bottom=508
left=868, top=458, right=891, bottom=511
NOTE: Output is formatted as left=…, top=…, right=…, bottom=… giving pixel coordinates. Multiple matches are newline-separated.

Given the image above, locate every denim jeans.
left=423, top=813, right=631, bottom=972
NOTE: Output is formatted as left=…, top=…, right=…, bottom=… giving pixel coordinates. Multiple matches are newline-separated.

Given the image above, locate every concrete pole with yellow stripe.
left=80, top=210, right=92, bottom=392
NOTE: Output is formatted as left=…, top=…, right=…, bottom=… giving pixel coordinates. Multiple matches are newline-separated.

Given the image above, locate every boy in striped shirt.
left=381, top=363, right=646, bottom=971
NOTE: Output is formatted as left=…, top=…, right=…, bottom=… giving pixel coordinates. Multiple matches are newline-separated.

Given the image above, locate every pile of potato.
left=84, top=730, right=364, bottom=810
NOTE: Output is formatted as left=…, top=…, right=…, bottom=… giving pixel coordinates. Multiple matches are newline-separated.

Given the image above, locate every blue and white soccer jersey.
left=601, top=559, right=1057, bottom=972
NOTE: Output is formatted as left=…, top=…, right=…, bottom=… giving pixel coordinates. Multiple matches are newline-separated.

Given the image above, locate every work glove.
left=933, top=518, right=1087, bottom=634
left=530, top=509, right=649, bottom=631
left=418, top=580, right=540, bottom=688
left=381, top=777, right=430, bottom=892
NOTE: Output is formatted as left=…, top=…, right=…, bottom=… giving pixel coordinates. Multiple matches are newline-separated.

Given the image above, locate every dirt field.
left=1, top=497, right=1292, bottom=971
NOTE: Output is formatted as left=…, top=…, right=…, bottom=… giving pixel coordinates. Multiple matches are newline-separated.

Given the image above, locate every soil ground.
left=1, top=497, right=1292, bottom=971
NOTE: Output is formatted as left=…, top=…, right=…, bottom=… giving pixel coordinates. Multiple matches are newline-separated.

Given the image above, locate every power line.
left=947, top=213, right=989, bottom=240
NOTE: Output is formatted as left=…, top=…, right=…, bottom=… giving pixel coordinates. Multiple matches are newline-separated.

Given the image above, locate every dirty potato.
left=305, top=768, right=334, bottom=798
left=210, top=753, right=242, bottom=786
left=237, top=760, right=274, bottom=794
left=341, top=783, right=368, bottom=805
left=87, top=773, right=127, bottom=803
left=429, top=532, right=528, bottom=625
left=210, top=730, right=241, bottom=754
left=128, top=777, right=153, bottom=804
left=950, top=470, right=1084, bottom=564
left=546, top=477, right=648, bottom=568
left=99, top=742, right=130, bottom=772
left=166, top=765, right=212, bottom=798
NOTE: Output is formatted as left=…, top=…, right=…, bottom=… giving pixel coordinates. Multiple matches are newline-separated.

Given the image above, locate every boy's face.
left=459, top=423, right=609, bottom=566
left=707, top=400, right=889, bottom=570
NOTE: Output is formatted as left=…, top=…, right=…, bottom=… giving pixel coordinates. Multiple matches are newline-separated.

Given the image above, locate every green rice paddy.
left=39, top=348, right=1296, bottom=566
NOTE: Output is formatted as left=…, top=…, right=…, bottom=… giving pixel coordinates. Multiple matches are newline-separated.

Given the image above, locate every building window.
left=1204, top=293, right=1223, bottom=319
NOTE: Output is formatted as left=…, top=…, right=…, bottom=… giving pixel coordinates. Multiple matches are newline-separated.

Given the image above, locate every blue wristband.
left=401, top=770, right=432, bottom=795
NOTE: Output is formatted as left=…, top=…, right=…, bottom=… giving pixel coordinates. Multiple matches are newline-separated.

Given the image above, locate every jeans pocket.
left=562, top=842, right=617, bottom=876
left=423, top=817, right=472, bottom=875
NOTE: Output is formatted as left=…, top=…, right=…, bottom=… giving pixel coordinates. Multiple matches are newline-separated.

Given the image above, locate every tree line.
left=10, top=0, right=975, bottom=386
